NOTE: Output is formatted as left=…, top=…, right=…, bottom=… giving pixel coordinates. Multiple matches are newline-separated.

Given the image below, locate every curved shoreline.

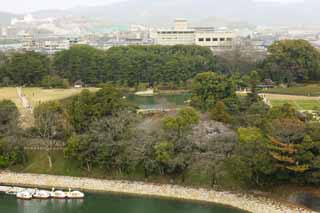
left=0, top=172, right=315, bottom=213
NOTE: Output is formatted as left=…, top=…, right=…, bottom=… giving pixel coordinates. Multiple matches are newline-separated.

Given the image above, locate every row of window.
left=158, top=31, right=194, bottom=34
left=198, top=38, right=232, bottom=42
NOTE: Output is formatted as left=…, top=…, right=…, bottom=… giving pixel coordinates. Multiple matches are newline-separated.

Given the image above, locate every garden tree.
left=0, top=100, right=25, bottom=168
left=194, top=135, right=237, bottom=187
left=142, top=107, right=199, bottom=177
left=41, top=75, right=70, bottom=89
left=0, top=53, right=9, bottom=85
left=137, top=131, right=165, bottom=177
left=65, top=134, right=95, bottom=172
left=268, top=103, right=297, bottom=120
left=0, top=52, right=7, bottom=65
left=210, top=101, right=231, bottom=123
left=0, top=137, right=25, bottom=168
left=215, top=41, right=266, bottom=75
left=65, top=85, right=132, bottom=133
left=307, top=122, right=320, bottom=142
left=91, top=111, right=138, bottom=174
left=262, top=39, right=320, bottom=83
left=53, top=45, right=215, bottom=86
left=53, top=45, right=103, bottom=84
left=65, top=111, right=137, bottom=173
left=241, top=101, right=270, bottom=130
left=34, top=101, right=70, bottom=168
left=151, top=135, right=195, bottom=178
left=270, top=118, right=306, bottom=144
left=0, top=100, right=19, bottom=136
left=267, top=118, right=310, bottom=174
left=163, top=107, right=200, bottom=140
left=190, top=72, right=236, bottom=111
left=154, top=140, right=175, bottom=175
left=7, top=51, right=50, bottom=85
left=225, top=128, right=275, bottom=187
left=246, top=70, right=261, bottom=104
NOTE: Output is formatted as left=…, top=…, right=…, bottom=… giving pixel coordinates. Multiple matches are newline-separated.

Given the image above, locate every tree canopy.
left=190, top=71, right=236, bottom=111
left=262, top=39, right=320, bottom=83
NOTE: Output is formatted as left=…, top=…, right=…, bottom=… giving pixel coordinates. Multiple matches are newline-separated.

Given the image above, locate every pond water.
left=288, top=192, right=320, bottom=211
left=0, top=192, right=244, bottom=213
left=126, top=93, right=191, bottom=109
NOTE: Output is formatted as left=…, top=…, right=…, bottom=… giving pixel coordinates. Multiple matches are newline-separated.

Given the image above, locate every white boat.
left=33, top=189, right=51, bottom=199
left=5, top=187, right=25, bottom=195
left=66, top=189, right=85, bottom=199
left=16, top=191, right=33, bottom=200
left=50, top=188, right=66, bottom=199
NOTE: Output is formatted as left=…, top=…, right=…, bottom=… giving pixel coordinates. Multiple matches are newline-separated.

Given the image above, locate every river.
left=0, top=192, right=244, bottom=213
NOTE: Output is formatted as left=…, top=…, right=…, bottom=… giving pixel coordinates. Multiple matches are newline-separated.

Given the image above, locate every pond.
left=126, top=93, right=191, bottom=109
left=0, top=192, right=245, bottom=213
left=288, top=192, right=320, bottom=211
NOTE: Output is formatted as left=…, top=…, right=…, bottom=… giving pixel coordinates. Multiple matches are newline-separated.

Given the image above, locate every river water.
left=0, top=192, right=244, bottom=213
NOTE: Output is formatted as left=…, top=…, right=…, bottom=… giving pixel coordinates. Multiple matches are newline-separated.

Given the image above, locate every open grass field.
left=264, top=84, right=320, bottom=96
left=0, top=87, right=100, bottom=128
left=22, top=87, right=100, bottom=108
left=0, top=87, right=100, bottom=108
left=270, top=100, right=320, bottom=111
left=262, top=93, right=320, bottom=111
left=0, top=87, right=23, bottom=109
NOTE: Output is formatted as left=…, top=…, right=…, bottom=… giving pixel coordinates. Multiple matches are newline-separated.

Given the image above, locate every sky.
left=2, top=0, right=305, bottom=14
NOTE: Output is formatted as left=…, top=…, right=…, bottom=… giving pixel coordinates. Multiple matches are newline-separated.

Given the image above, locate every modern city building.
left=156, top=19, right=236, bottom=50
left=156, top=19, right=195, bottom=45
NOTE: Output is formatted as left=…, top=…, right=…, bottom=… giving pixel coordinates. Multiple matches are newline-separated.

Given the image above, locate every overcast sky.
left=2, top=0, right=304, bottom=14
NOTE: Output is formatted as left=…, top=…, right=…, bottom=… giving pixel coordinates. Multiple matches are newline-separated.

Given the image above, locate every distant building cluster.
left=1, top=14, right=320, bottom=55
left=22, top=37, right=82, bottom=55
left=156, top=19, right=235, bottom=51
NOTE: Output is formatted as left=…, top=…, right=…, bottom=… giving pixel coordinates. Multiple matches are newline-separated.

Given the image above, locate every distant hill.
left=24, top=0, right=320, bottom=27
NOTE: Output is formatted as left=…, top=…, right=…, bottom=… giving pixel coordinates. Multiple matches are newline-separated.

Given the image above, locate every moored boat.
left=33, top=189, right=51, bottom=199
left=16, top=191, right=33, bottom=200
left=50, top=188, right=67, bottom=199
left=66, top=188, right=85, bottom=199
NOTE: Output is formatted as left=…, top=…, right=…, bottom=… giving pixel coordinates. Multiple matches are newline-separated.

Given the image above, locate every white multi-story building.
left=156, top=19, right=195, bottom=45
left=22, top=37, right=81, bottom=55
left=156, top=19, right=235, bottom=50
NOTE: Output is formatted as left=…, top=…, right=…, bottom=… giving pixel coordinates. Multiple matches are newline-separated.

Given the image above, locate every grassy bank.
left=10, top=150, right=212, bottom=188
left=270, top=100, right=320, bottom=110
left=264, top=85, right=320, bottom=96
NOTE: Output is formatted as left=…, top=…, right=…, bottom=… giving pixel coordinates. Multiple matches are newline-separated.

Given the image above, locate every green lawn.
left=270, top=100, right=320, bottom=111
left=11, top=150, right=107, bottom=178
left=264, top=84, right=320, bottom=96
left=0, top=87, right=23, bottom=109
left=22, top=87, right=100, bottom=108
left=0, top=87, right=100, bottom=109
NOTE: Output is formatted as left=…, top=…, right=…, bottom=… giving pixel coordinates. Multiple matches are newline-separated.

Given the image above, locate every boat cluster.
left=15, top=188, right=84, bottom=200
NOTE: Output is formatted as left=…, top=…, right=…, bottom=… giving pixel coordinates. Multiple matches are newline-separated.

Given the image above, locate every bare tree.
left=34, top=101, right=69, bottom=168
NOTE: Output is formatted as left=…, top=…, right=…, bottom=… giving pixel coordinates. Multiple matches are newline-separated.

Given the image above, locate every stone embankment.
left=0, top=172, right=315, bottom=213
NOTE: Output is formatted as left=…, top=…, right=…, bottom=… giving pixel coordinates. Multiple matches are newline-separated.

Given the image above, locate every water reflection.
left=0, top=192, right=243, bottom=213
left=17, top=199, right=84, bottom=213
left=288, top=192, right=320, bottom=211
left=126, top=93, right=191, bottom=109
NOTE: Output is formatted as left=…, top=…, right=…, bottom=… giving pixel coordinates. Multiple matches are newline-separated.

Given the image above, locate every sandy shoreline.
left=0, top=171, right=315, bottom=213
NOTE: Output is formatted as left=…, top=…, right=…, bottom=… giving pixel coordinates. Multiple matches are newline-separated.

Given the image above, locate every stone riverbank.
left=0, top=171, right=315, bottom=213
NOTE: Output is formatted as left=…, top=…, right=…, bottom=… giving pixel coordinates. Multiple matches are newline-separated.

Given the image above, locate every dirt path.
left=16, top=87, right=34, bottom=128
